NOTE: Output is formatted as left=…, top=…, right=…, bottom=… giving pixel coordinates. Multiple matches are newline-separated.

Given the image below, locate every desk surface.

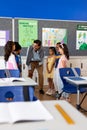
left=42, top=100, right=87, bottom=124
left=0, top=77, right=38, bottom=87
left=64, top=76, right=87, bottom=87
left=0, top=100, right=87, bottom=130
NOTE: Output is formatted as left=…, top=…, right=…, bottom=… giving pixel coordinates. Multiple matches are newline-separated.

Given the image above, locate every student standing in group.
left=4, top=41, right=18, bottom=70
left=26, top=40, right=44, bottom=94
left=4, top=41, right=18, bottom=101
left=45, top=47, right=56, bottom=95
left=53, top=42, right=61, bottom=97
left=54, top=43, right=69, bottom=101
left=14, top=42, right=22, bottom=77
left=55, top=42, right=61, bottom=68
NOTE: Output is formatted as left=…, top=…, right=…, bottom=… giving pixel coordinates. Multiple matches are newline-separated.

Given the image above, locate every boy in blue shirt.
left=14, top=42, right=22, bottom=77
left=53, top=42, right=61, bottom=98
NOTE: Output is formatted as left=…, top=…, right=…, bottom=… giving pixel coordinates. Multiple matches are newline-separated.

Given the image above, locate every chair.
left=0, top=69, right=20, bottom=78
left=59, top=67, right=87, bottom=111
left=59, top=67, right=86, bottom=94
left=5, top=69, right=20, bottom=77
left=0, top=69, right=6, bottom=78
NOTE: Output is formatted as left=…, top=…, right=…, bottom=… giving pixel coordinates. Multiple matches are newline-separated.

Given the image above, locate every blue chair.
left=9, top=69, right=20, bottom=77
left=0, top=69, right=6, bottom=78
left=5, top=69, right=20, bottom=77
left=59, top=68, right=86, bottom=94
left=59, top=67, right=87, bottom=111
left=0, top=69, right=20, bottom=78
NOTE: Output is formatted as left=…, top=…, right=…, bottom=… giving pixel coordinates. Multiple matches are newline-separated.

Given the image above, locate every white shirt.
left=5, top=53, right=18, bottom=69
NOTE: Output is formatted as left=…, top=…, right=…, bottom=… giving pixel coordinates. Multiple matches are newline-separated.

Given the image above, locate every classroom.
left=0, top=0, right=87, bottom=129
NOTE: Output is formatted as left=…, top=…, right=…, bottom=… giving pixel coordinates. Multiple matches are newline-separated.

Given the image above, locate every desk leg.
left=76, top=88, right=87, bottom=112
left=76, top=88, right=80, bottom=109
left=23, top=86, right=35, bottom=101
left=28, top=86, right=34, bottom=101
left=23, top=86, right=29, bottom=101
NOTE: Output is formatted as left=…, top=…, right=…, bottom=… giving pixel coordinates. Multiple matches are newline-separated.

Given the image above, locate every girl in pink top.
left=54, top=43, right=69, bottom=100
left=4, top=41, right=18, bottom=70
left=58, top=43, right=69, bottom=68
left=4, top=41, right=18, bottom=101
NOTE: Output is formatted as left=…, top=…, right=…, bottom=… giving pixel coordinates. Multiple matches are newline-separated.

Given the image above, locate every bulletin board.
left=0, top=18, right=12, bottom=56
left=0, top=17, right=87, bottom=56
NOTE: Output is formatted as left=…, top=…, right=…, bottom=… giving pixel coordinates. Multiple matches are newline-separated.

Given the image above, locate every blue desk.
left=0, top=77, right=38, bottom=102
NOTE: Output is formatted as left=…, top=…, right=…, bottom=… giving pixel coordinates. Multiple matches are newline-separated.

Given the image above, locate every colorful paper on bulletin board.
left=18, top=20, right=38, bottom=47
left=76, top=25, right=87, bottom=50
left=42, top=28, right=67, bottom=47
left=0, top=30, right=9, bottom=46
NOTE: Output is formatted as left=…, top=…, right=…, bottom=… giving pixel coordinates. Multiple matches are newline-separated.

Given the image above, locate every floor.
left=35, top=86, right=87, bottom=117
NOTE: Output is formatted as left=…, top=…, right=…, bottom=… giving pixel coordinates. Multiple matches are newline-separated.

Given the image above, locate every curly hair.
left=34, top=40, right=42, bottom=46
left=59, top=43, right=69, bottom=60
left=14, top=42, right=22, bottom=51
left=49, top=47, right=56, bottom=55
left=4, top=41, right=15, bottom=61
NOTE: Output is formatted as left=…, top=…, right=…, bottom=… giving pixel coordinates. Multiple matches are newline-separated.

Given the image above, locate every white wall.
left=0, top=56, right=87, bottom=85
left=21, top=56, right=87, bottom=85
left=67, top=56, right=87, bottom=76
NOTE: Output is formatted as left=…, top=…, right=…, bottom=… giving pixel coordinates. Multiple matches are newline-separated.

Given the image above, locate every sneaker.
left=52, top=91, right=57, bottom=97
left=39, top=89, right=44, bottom=94
left=45, top=89, right=51, bottom=95
left=46, top=89, right=53, bottom=96
left=51, top=89, right=56, bottom=96
left=55, top=92, right=62, bottom=99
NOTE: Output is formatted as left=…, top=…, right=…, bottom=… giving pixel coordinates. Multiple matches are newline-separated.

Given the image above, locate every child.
left=4, top=41, right=18, bottom=70
left=54, top=43, right=70, bottom=101
left=4, top=41, right=18, bottom=101
left=55, top=42, right=61, bottom=68
left=14, top=42, right=22, bottom=77
left=45, top=47, right=56, bottom=95
left=53, top=42, right=61, bottom=93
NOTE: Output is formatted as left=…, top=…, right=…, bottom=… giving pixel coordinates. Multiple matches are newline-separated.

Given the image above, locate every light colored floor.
left=35, top=86, right=87, bottom=117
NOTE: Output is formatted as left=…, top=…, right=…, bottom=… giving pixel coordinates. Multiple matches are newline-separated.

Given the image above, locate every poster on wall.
left=76, top=25, right=87, bottom=50
left=42, top=28, right=67, bottom=47
left=18, top=20, right=38, bottom=47
left=0, top=30, right=9, bottom=46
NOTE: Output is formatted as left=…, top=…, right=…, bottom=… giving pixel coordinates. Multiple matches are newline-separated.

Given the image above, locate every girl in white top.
left=4, top=41, right=18, bottom=70
left=4, top=41, right=18, bottom=101
left=54, top=43, right=70, bottom=101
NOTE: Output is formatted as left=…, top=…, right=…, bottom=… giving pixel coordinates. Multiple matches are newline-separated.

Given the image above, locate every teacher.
left=26, top=40, right=44, bottom=94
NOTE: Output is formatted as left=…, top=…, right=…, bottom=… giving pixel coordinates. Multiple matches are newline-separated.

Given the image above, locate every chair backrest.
left=0, top=69, right=20, bottom=78
left=59, top=68, right=85, bottom=93
left=0, top=69, right=6, bottom=78
left=59, top=68, right=80, bottom=78
left=9, top=69, right=20, bottom=77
